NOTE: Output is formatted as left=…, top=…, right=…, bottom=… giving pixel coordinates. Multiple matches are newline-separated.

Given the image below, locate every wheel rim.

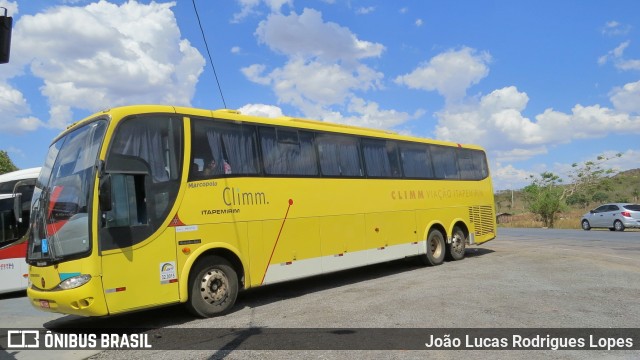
left=451, top=232, right=464, bottom=254
left=429, top=234, right=443, bottom=258
left=200, top=269, right=229, bottom=305
left=582, top=221, right=589, bottom=230
left=615, top=221, right=622, bottom=231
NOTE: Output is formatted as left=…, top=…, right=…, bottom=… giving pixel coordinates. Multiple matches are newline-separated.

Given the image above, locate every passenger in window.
left=190, top=161, right=200, bottom=178
left=223, top=159, right=232, bottom=174
left=203, top=159, right=219, bottom=176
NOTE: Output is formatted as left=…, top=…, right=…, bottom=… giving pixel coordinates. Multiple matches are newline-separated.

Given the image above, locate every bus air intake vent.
left=468, top=206, right=494, bottom=236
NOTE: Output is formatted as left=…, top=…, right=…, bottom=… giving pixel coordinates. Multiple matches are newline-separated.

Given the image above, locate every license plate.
left=39, top=300, right=50, bottom=308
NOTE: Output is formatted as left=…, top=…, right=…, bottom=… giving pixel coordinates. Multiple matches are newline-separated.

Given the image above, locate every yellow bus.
left=26, top=105, right=495, bottom=317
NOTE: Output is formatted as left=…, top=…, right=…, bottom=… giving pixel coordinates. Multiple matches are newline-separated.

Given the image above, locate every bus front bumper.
left=27, top=276, right=109, bottom=317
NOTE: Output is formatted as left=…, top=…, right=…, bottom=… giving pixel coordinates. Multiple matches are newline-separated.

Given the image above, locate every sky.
left=0, top=0, right=639, bottom=190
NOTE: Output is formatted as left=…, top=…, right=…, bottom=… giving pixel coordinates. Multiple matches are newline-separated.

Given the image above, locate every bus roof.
left=66, top=104, right=486, bottom=151
left=0, top=167, right=41, bottom=184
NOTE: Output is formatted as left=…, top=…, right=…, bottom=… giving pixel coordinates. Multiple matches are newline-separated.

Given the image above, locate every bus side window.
left=104, top=173, right=148, bottom=228
left=317, top=134, right=363, bottom=177
left=192, top=119, right=259, bottom=178
left=362, top=139, right=401, bottom=178
left=431, top=145, right=460, bottom=180
left=259, top=127, right=318, bottom=176
left=399, top=143, right=434, bottom=179
left=455, top=148, right=489, bottom=180
left=474, top=150, right=489, bottom=179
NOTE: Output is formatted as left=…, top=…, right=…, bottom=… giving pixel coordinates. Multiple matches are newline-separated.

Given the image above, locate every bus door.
left=98, top=115, right=183, bottom=314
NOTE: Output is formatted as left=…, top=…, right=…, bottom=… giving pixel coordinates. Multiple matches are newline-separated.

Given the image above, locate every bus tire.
left=421, top=229, right=445, bottom=266
left=446, top=226, right=466, bottom=261
left=186, top=255, right=238, bottom=318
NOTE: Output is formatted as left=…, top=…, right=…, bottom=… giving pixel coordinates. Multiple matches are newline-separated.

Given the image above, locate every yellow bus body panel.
left=100, top=227, right=179, bottom=315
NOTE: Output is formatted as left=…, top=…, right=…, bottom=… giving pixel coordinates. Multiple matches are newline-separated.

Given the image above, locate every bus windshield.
left=27, top=120, right=107, bottom=263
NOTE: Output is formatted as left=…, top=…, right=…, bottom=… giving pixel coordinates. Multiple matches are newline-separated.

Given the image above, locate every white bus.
left=0, top=167, right=41, bottom=294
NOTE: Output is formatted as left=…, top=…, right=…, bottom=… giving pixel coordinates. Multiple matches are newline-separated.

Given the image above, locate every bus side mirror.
left=99, top=174, right=112, bottom=211
left=13, top=193, right=22, bottom=223
left=0, top=8, right=12, bottom=64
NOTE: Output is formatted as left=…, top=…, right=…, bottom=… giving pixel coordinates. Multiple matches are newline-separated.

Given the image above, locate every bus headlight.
left=57, top=274, right=92, bottom=290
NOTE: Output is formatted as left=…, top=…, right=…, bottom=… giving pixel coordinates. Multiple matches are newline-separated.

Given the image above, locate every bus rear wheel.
left=446, top=226, right=466, bottom=261
left=421, top=229, right=445, bottom=266
left=186, top=256, right=238, bottom=317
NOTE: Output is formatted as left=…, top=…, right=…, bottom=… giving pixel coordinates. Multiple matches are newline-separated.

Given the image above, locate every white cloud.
left=255, top=8, right=385, bottom=62
left=603, top=149, right=640, bottom=173
left=241, top=64, right=271, bottom=85
left=490, top=159, right=640, bottom=191
left=415, top=19, right=423, bottom=27
left=610, top=80, right=640, bottom=114
left=242, top=59, right=418, bottom=130
left=433, top=85, right=640, bottom=163
left=601, top=20, right=632, bottom=36
left=598, top=41, right=640, bottom=71
left=232, top=0, right=293, bottom=23
left=598, top=41, right=627, bottom=65
left=238, top=103, right=284, bottom=118
left=243, top=8, right=416, bottom=129
left=434, top=86, right=534, bottom=150
left=232, top=0, right=261, bottom=23
left=393, top=47, right=640, bottom=163
left=395, top=47, right=491, bottom=104
left=616, top=58, right=640, bottom=71
left=491, top=163, right=535, bottom=190
left=0, top=82, right=45, bottom=133
left=543, top=149, right=640, bottom=189
left=325, top=97, right=423, bottom=129
left=6, top=1, right=204, bottom=130
left=489, top=155, right=639, bottom=191
left=243, top=58, right=383, bottom=110
left=492, top=147, right=549, bottom=163
left=231, top=46, right=241, bottom=54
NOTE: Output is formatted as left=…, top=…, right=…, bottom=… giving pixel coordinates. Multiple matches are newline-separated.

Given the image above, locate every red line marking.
left=261, top=199, right=294, bottom=285
left=0, top=241, right=27, bottom=259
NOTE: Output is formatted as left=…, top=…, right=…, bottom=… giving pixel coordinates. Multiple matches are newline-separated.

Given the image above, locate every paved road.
left=1, top=228, right=639, bottom=360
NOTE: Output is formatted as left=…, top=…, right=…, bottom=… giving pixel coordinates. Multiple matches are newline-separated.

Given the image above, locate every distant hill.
left=495, top=168, right=640, bottom=214
left=603, top=168, right=640, bottom=203
left=495, top=168, right=640, bottom=229
left=615, top=168, right=640, bottom=178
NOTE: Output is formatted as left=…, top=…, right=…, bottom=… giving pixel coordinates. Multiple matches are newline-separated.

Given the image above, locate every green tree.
left=522, top=172, right=566, bottom=228
left=563, top=153, right=622, bottom=201
left=566, top=192, right=589, bottom=207
left=522, top=154, right=622, bottom=227
left=0, top=150, right=18, bottom=174
left=591, top=192, right=608, bottom=203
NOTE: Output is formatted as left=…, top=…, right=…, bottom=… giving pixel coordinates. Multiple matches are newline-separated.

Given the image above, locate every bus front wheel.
left=186, top=255, right=238, bottom=318
left=421, top=229, right=445, bottom=266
